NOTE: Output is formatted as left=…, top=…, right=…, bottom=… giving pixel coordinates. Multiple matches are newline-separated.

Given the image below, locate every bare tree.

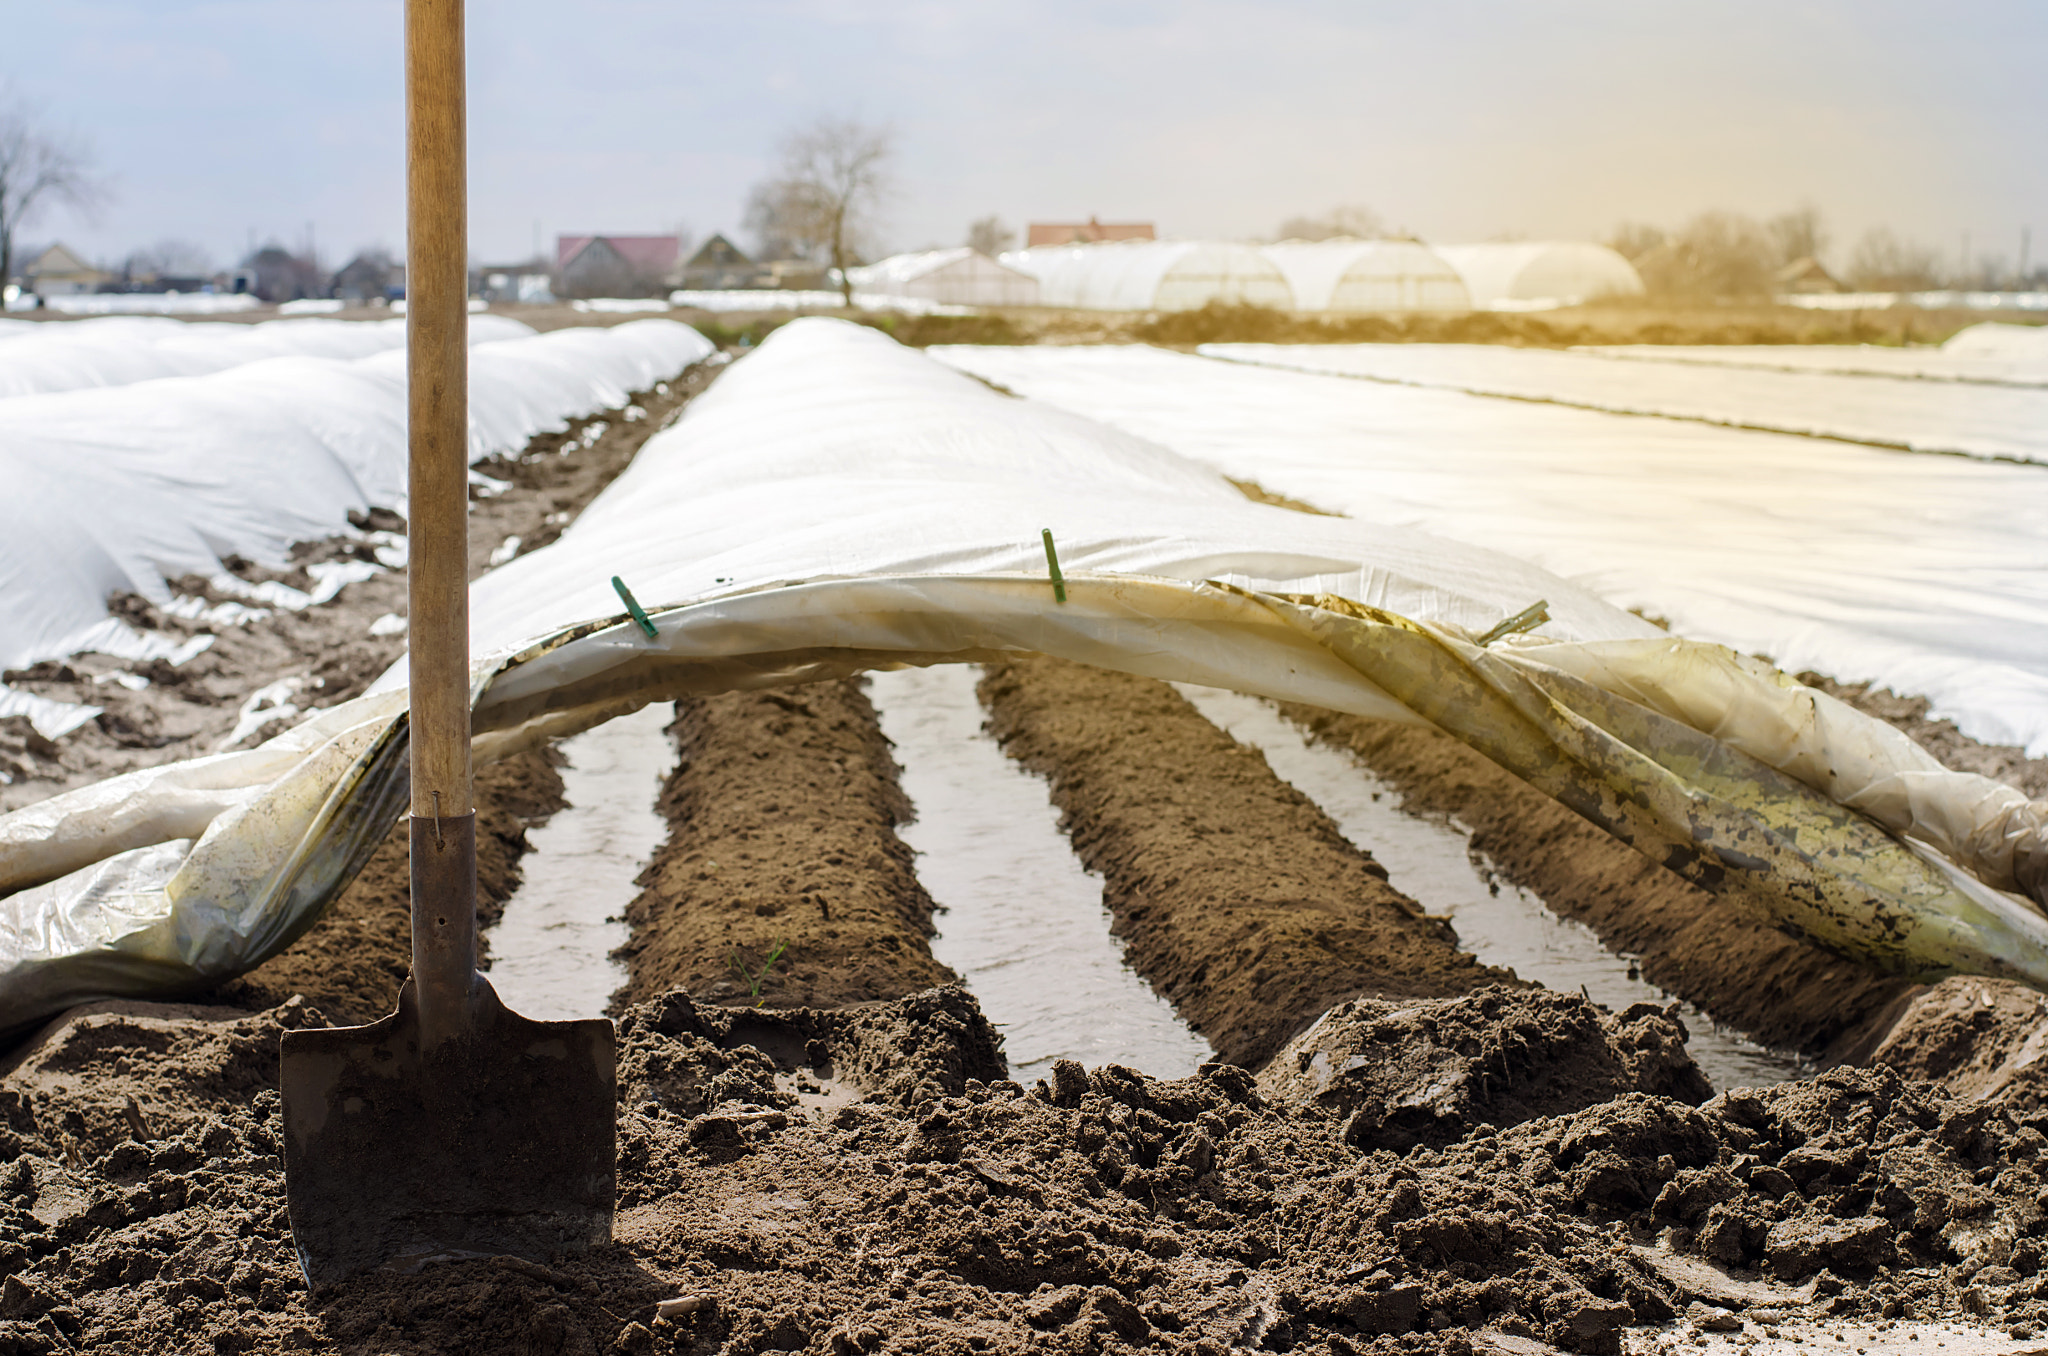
left=1848, top=227, right=1941, bottom=291
left=1764, top=204, right=1828, bottom=268
left=1633, top=211, right=1775, bottom=299
left=743, top=116, right=895, bottom=304
left=1606, top=221, right=1666, bottom=262
left=1275, top=205, right=1384, bottom=242
left=122, top=238, right=215, bottom=285
left=966, top=215, right=1014, bottom=256
left=0, top=93, right=102, bottom=290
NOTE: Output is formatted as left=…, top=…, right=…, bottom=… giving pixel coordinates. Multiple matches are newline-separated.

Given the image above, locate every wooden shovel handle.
left=406, top=0, right=471, bottom=820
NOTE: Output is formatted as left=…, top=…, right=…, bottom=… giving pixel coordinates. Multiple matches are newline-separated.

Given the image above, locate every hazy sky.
left=9, top=0, right=2045, bottom=273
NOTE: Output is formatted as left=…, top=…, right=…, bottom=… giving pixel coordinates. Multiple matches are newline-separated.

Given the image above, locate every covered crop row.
left=0, top=318, right=714, bottom=736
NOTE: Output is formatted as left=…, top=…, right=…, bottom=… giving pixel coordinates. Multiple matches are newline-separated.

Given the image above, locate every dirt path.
left=978, top=655, right=1510, bottom=1069
left=617, top=682, right=958, bottom=1011
left=1278, top=708, right=1913, bottom=1057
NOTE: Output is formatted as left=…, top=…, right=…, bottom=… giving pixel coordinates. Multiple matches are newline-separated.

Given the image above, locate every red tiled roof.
left=1026, top=219, right=1156, bottom=247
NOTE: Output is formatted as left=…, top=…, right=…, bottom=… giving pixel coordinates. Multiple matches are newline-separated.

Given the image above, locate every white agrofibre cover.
left=0, top=313, right=537, bottom=399
left=0, top=319, right=714, bottom=724
left=2, top=318, right=2043, bottom=1034
left=1197, top=342, right=2048, bottom=465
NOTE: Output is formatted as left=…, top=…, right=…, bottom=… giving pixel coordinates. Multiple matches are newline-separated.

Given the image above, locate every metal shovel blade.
left=279, top=977, right=615, bottom=1291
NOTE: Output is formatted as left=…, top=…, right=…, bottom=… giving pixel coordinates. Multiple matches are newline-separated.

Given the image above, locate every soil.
left=978, top=656, right=1510, bottom=1069
left=198, top=750, right=568, bottom=1025
left=1276, top=708, right=1913, bottom=1057
left=9, top=982, right=2048, bottom=1355
left=1855, top=976, right=2048, bottom=1123
left=617, top=683, right=958, bottom=1012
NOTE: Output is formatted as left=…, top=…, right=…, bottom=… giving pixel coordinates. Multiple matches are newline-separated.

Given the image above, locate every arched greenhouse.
left=1001, top=241, right=1294, bottom=312
left=1261, top=240, right=1472, bottom=314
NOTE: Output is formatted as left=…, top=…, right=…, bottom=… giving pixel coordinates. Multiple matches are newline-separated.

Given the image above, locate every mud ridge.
left=978, top=655, right=1509, bottom=1070
left=616, top=681, right=958, bottom=1012
left=9, top=985, right=2048, bottom=1354
left=1278, top=707, right=1912, bottom=1056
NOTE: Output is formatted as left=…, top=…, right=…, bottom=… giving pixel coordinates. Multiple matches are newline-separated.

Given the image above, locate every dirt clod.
left=1256, top=987, right=1711, bottom=1152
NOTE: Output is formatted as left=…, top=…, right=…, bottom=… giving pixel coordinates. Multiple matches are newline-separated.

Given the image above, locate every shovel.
left=279, top=0, right=615, bottom=1291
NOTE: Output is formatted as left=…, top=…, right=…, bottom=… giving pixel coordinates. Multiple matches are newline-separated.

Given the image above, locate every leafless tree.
left=966, top=215, right=1014, bottom=257
left=0, top=93, right=103, bottom=290
left=1848, top=227, right=1941, bottom=291
left=743, top=116, right=895, bottom=304
left=122, top=238, right=214, bottom=284
left=1764, top=204, right=1828, bottom=268
left=1274, top=204, right=1384, bottom=242
left=1633, top=211, right=1775, bottom=299
left=1606, top=221, right=1666, bottom=262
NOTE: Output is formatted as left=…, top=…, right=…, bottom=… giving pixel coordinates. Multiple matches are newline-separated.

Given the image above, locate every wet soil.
left=1276, top=708, right=1913, bottom=1057
left=199, top=750, right=568, bottom=1024
left=978, top=656, right=1510, bottom=1069
left=1855, top=976, right=2048, bottom=1124
left=617, top=683, right=959, bottom=1012
left=8, top=984, right=2048, bottom=1355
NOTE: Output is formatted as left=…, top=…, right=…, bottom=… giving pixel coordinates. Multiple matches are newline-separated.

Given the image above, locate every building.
left=1001, top=241, right=1291, bottom=311
left=1774, top=256, right=1846, bottom=295
left=333, top=252, right=403, bottom=304
left=1261, top=240, right=1471, bottom=314
left=678, top=235, right=759, bottom=290
left=1432, top=242, right=1645, bottom=310
left=556, top=235, right=681, bottom=298
left=232, top=246, right=327, bottom=303
left=845, top=248, right=1041, bottom=307
left=1025, top=217, right=1157, bottom=248
left=17, top=243, right=113, bottom=296
left=474, top=261, right=551, bottom=305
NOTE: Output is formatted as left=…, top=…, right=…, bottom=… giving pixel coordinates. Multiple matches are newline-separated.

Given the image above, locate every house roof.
left=558, top=235, right=681, bottom=273
left=23, top=242, right=96, bottom=277
left=685, top=234, right=752, bottom=269
left=1026, top=218, right=1156, bottom=248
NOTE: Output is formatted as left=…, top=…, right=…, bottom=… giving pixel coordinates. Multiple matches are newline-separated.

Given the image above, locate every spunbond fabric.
left=0, top=318, right=2043, bottom=1035
left=0, top=320, right=714, bottom=726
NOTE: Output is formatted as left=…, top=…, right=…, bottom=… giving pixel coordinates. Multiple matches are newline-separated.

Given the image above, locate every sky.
left=7, top=0, right=2045, bottom=275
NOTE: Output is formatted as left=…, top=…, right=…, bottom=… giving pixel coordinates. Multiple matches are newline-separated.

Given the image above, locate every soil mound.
left=1859, top=976, right=2048, bottom=1123
left=6, top=985, right=2048, bottom=1353
left=1277, top=707, right=1913, bottom=1054
left=979, top=656, right=1508, bottom=1069
left=618, top=682, right=957, bottom=1012
left=1257, top=987, right=1712, bottom=1151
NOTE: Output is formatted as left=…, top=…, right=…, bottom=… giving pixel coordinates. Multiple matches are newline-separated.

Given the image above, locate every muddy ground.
left=11, top=979, right=2048, bottom=1355
left=6, top=325, right=2048, bottom=1352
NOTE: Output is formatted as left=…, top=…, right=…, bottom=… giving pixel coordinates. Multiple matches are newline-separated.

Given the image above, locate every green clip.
left=1040, top=528, right=1067, bottom=604
left=1477, top=598, right=1549, bottom=647
left=611, top=575, right=658, bottom=640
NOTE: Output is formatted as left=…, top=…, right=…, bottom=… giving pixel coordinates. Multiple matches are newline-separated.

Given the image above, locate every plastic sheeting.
left=1262, top=241, right=1471, bottom=314
left=846, top=249, right=1041, bottom=307
left=0, top=319, right=714, bottom=734
left=1, top=317, right=2044, bottom=1036
left=931, top=343, right=2048, bottom=758
left=1197, top=342, right=2048, bottom=465
left=0, top=314, right=536, bottom=399
left=1433, top=242, right=1645, bottom=310
left=1000, top=242, right=1294, bottom=312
